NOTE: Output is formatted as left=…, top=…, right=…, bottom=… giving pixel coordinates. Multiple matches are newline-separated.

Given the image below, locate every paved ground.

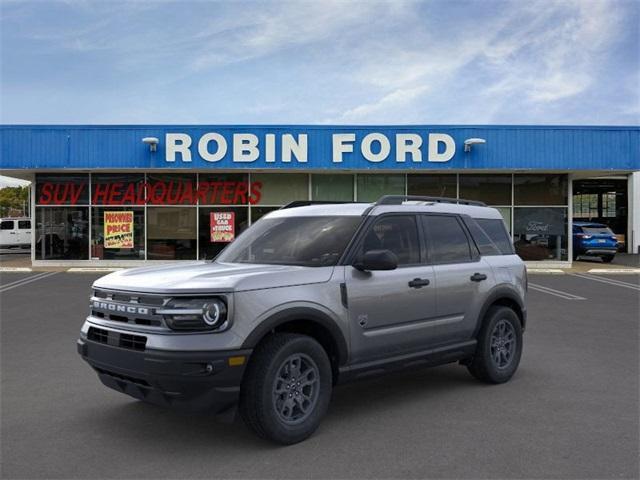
left=0, top=248, right=30, bottom=269
left=1, top=271, right=638, bottom=479
left=574, top=253, right=640, bottom=268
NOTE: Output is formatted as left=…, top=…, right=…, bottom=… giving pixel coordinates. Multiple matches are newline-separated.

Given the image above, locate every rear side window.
left=422, top=215, right=472, bottom=264
left=463, top=218, right=501, bottom=256
left=476, top=218, right=514, bottom=255
left=1, top=220, right=14, bottom=230
left=18, top=220, right=31, bottom=229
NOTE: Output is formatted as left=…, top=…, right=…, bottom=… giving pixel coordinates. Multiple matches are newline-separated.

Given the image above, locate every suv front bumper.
left=77, top=337, right=251, bottom=413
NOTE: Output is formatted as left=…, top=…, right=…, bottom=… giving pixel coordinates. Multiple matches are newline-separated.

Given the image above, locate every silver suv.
left=78, top=195, right=527, bottom=444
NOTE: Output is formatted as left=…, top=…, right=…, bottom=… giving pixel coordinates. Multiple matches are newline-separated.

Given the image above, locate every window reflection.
left=513, top=208, right=567, bottom=261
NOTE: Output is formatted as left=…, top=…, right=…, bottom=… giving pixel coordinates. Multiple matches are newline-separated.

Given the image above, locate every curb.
left=66, top=268, right=124, bottom=272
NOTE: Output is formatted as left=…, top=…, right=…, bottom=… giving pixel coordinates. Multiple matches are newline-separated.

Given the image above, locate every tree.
left=0, top=186, right=29, bottom=217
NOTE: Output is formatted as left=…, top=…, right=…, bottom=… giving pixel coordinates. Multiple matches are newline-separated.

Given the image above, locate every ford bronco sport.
left=78, top=195, right=527, bottom=444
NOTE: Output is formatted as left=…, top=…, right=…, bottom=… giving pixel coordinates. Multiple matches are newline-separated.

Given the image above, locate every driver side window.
left=360, top=215, right=420, bottom=265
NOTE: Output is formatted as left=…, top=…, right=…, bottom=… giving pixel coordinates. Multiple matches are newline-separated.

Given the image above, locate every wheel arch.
left=474, top=286, right=527, bottom=336
left=241, top=307, right=349, bottom=382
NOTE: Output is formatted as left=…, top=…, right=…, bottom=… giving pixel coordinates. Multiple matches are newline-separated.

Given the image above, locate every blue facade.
left=1, top=125, right=639, bottom=171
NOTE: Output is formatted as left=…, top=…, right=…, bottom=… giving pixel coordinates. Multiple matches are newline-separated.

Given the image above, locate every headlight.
left=159, top=297, right=228, bottom=331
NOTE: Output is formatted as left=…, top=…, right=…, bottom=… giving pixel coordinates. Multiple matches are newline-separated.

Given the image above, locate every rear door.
left=421, top=214, right=494, bottom=343
left=345, top=214, right=437, bottom=363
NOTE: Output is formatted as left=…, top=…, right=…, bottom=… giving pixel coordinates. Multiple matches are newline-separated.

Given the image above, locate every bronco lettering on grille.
left=92, top=301, right=149, bottom=315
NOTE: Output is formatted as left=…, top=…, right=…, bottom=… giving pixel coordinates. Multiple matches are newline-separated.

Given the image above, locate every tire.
left=601, top=255, right=614, bottom=263
left=239, top=333, right=332, bottom=445
left=467, top=306, right=523, bottom=384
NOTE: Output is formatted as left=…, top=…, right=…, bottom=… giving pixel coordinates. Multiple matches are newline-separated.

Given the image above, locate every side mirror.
left=353, top=249, right=398, bottom=271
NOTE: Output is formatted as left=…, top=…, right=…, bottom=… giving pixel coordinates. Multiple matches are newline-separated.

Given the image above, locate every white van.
left=0, top=217, right=32, bottom=249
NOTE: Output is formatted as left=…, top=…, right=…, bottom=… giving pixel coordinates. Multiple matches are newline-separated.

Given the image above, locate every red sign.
left=210, top=212, right=235, bottom=243
left=37, top=181, right=262, bottom=205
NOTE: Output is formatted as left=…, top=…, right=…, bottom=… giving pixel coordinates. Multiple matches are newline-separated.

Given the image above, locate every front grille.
left=119, top=333, right=147, bottom=351
left=87, top=326, right=147, bottom=351
left=90, top=289, right=168, bottom=329
left=87, top=326, right=108, bottom=344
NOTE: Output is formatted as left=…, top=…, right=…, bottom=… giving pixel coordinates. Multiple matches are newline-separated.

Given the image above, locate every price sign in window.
left=210, top=212, right=235, bottom=243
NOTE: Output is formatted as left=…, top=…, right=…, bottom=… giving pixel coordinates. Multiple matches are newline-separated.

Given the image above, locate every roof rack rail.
left=280, top=200, right=356, bottom=210
left=375, top=195, right=487, bottom=207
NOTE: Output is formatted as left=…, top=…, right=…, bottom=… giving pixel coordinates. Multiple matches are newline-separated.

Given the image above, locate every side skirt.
left=337, top=340, right=477, bottom=384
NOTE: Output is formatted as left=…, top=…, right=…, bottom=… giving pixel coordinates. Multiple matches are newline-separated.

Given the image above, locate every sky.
left=0, top=0, right=639, bottom=126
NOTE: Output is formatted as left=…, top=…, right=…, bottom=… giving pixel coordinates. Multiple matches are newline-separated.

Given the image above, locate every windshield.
left=216, top=215, right=363, bottom=267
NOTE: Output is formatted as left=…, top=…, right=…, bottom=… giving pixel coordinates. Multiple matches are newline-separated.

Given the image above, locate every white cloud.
left=333, top=85, right=429, bottom=122
left=1, top=0, right=636, bottom=125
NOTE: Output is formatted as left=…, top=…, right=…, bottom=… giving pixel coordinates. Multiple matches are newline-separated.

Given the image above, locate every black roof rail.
left=375, top=195, right=487, bottom=207
left=280, top=200, right=356, bottom=210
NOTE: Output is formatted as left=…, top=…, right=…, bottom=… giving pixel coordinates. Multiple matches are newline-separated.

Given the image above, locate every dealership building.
left=1, top=125, right=638, bottom=267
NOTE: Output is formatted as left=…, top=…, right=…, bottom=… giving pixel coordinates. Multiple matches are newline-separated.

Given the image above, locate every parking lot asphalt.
left=1, top=272, right=638, bottom=479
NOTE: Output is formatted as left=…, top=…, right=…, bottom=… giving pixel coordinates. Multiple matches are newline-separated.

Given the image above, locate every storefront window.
left=36, top=174, right=89, bottom=205
left=252, top=173, right=308, bottom=205
left=513, top=207, right=567, bottom=261
left=198, top=173, right=258, bottom=205
left=91, top=173, right=146, bottom=205
left=90, top=208, right=144, bottom=260
left=356, top=174, right=404, bottom=202
left=407, top=174, right=456, bottom=198
left=311, top=174, right=354, bottom=201
left=147, top=173, right=198, bottom=205
left=495, top=207, right=512, bottom=233
left=199, top=207, right=249, bottom=260
left=251, top=206, right=279, bottom=223
left=36, top=207, right=89, bottom=259
left=514, top=174, right=567, bottom=205
left=459, top=174, right=511, bottom=205
left=147, top=207, right=197, bottom=259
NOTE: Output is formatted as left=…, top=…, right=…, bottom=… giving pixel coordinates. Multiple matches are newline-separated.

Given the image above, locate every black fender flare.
left=241, top=307, right=349, bottom=365
left=474, top=285, right=527, bottom=337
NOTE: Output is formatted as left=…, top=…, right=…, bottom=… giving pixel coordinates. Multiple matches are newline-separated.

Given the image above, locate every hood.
left=93, top=261, right=334, bottom=294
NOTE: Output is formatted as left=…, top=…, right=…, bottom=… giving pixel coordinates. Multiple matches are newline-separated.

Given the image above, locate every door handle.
left=408, top=278, right=430, bottom=288
left=470, top=273, right=487, bottom=282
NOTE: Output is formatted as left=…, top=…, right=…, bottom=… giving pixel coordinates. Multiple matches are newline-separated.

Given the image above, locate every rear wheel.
left=601, top=255, right=615, bottom=263
left=467, top=306, right=523, bottom=384
left=239, top=333, right=332, bottom=444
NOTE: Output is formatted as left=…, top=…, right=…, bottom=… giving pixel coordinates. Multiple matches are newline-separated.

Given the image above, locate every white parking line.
left=527, top=269, right=565, bottom=274
left=528, top=283, right=586, bottom=300
left=587, top=268, right=640, bottom=274
left=570, top=273, right=640, bottom=291
left=1, top=271, right=52, bottom=289
left=0, top=271, right=58, bottom=293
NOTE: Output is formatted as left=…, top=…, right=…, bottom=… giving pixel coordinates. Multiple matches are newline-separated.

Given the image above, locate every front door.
left=345, top=214, right=437, bottom=363
left=0, top=220, right=17, bottom=247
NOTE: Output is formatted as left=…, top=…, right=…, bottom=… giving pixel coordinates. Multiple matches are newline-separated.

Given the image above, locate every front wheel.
left=239, top=333, right=332, bottom=445
left=467, top=306, right=523, bottom=384
left=601, top=255, right=615, bottom=263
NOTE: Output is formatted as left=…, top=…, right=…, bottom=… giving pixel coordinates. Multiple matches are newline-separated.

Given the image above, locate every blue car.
left=572, top=222, right=618, bottom=262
